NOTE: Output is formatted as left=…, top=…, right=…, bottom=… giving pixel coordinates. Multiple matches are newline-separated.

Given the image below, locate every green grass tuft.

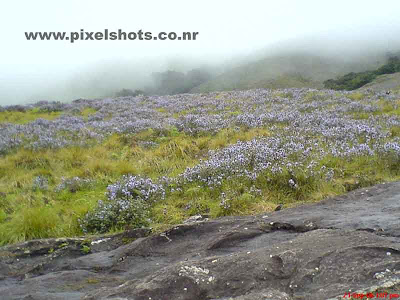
left=0, top=109, right=61, bottom=124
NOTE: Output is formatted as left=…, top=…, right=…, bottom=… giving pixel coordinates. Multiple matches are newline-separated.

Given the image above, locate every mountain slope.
left=359, top=72, right=400, bottom=91
left=191, top=53, right=384, bottom=93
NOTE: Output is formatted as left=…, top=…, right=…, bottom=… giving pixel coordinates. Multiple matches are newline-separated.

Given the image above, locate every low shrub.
left=80, top=175, right=165, bottom=233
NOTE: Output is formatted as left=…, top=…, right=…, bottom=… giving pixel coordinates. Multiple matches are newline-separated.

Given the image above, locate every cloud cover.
left=1, top=0, right=400, bottom=104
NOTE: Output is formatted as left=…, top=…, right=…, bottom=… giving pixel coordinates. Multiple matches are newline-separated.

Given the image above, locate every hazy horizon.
left=1, top=0, right=400, bottom=105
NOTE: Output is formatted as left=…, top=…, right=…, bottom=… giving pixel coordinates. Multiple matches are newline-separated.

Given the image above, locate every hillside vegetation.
left=324, top=56, right=400, bottom=90
left=0, top=88, right=400, bottom=245
left=359, top=72, right=400, bottom=91
left=191, top=53, right=385, bottom=93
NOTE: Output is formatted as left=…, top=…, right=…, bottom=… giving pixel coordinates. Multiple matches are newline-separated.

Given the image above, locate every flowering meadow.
left=0, top=88, right=400, bottom=244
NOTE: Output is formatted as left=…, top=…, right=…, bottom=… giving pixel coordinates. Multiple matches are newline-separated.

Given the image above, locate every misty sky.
left=1, top=0, right=400, bottom=104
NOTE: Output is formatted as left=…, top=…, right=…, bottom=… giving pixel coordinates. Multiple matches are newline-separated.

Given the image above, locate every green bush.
left=79, top=197, right=150, bottom=233
left=79, top=175, right=164, bottom=233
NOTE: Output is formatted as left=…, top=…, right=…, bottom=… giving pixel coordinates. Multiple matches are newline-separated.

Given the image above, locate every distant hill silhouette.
left=190, top=52, right=385, bottom=93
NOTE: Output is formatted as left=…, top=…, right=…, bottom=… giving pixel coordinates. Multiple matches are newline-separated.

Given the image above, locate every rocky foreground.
left=1, top=182, right=400, bottom=300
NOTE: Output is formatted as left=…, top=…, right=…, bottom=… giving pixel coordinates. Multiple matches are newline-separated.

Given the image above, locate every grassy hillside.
left=1, top=88, right=400, bottom=245
left=324, top=56, right=400, bottom=90
left=359, top=72, right=400, bottom=91
left=191, top=53, right=384, bottom=93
